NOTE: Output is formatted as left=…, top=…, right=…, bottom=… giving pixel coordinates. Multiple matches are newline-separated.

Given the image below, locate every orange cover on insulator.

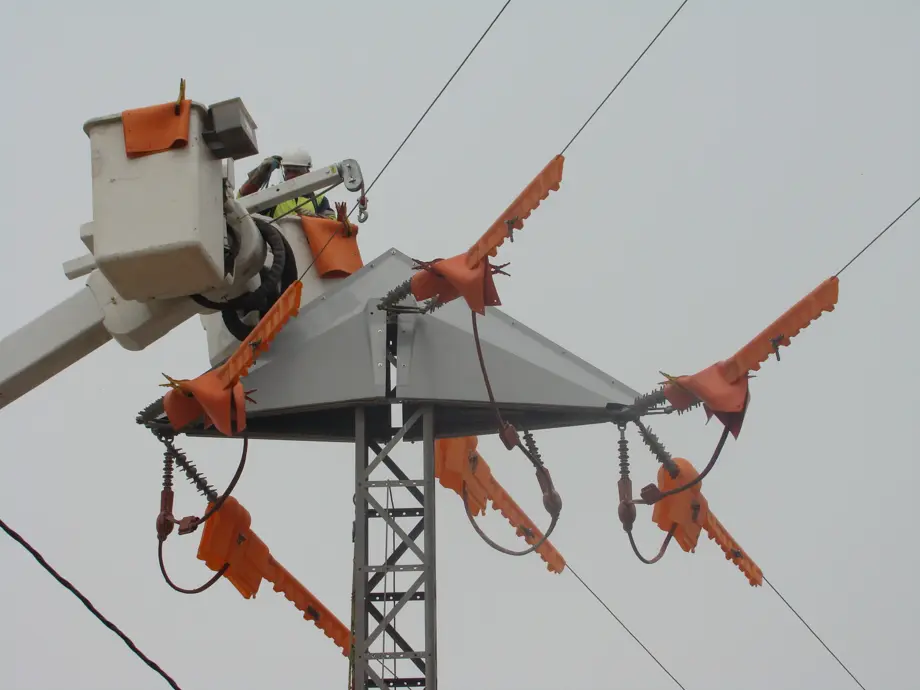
left=651, top=458, right=706, bottom=552
left=661, top=277, right=838, bottom=437
left=651, top=457, right=762, bottom=586
left=300, top=216, right=364, bottom=279
left=197, top=497, right=352, bottom=654
left=410, top=255, right=502, bottom=314
left=163, top=374, right=247, bottom=437
left=435, top=436, right=565, bottom=574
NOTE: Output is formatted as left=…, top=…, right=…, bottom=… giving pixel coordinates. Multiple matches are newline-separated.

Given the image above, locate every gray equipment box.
left=203, top=97, right=259, bottom=160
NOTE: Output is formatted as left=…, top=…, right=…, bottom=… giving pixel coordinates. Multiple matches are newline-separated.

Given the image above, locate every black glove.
left=247, top=156, right=281, bottom=180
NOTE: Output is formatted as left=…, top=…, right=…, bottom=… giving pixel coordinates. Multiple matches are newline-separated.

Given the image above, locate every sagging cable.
left=154, top=433, right=249, bottom=594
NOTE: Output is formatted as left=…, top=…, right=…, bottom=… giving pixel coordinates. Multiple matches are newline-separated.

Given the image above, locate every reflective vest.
left=271, top=195, right=329, bottom=219
left=235, top=189, right=331, bottom=219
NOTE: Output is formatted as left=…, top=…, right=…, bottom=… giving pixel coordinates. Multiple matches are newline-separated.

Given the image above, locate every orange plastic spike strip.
left=702, top=511, right=763, bottom=587
left=217, top=280, right=303, bottom=387
left=266, top=560, right=352, bottom=656
left=721, top=276, right=839, bottom=384
left=196, top=497, right=351, bottom=653
left=433, top=437, right=565, bottom=573
left=464, top=155, right=565, bottom=269
left=483, top=473, right=566, bottom=574
left=434, top=437, right=496, bottom=517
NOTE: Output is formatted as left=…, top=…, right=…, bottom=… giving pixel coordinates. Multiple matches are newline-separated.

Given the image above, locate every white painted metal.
left=82, top=102, right=226, bottom=302
left=238, top=160, right=364, bottom=215
left=0, top=287, right=111, bottom=410
left=62, top=254, right=97, bottom=280
left=86, top=271, right=202, bottom=351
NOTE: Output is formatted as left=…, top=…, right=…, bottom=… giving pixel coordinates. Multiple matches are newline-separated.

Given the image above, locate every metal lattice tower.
left=353, top=405, right=437, bottom=689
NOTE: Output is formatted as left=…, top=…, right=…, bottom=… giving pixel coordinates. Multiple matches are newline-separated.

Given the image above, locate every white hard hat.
left=280, top=148, right=313, bottom=169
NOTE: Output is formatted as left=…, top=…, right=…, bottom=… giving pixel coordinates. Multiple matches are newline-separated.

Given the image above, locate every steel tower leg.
left=352, top=405, right=437, bottom=689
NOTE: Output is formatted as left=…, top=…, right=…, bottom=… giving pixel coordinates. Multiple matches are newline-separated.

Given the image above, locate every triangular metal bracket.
left=181, top=249, right=638, bottom=443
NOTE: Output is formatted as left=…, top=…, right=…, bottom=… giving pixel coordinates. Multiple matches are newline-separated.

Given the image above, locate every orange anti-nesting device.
left=651, top=458, right=762, bottom=586
left=197, top=496, right=352, bottom=655
left=408, top=155, right=565, bottom=314
left=663, top=276, right=839, bottom=436
left=161, top=280, right=303, bottom=436
left=465, top=155, right=565, bottom=269
left=435, top=436, right=566, bottom=574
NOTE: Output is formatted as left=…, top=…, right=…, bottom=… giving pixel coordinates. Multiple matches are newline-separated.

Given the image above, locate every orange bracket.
left=663, top=276, right=840, bottom=436
left=161, top=281, right=303, bottom=436
left=435, top=436, right=565, bottom=574
left=197, top=496, right=351, bottom=655
left=651, top=458, right=763, bottom=586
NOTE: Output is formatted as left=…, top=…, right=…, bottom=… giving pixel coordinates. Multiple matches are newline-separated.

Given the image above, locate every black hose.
left=190, top=218, right=287, bottom=313
left=201, top=220, right=298, bottom=342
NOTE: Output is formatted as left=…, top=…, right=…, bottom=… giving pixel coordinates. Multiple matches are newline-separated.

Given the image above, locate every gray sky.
left=1, top=1, right=918, bottom=688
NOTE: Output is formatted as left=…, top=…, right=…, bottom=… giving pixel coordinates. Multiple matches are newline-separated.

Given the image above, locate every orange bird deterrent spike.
left=435, top=436, right=566, bottom=574
left=464, top=155, right=565, bottom=269
left=662, top=276, right=840, bottom=437
left=196, top=496, right=352, bottom=655
left=651, top=457, right=763, bottom=586
left=409, top=155, right=565, bottom=313
left=160, top=281, right=303, bottom=436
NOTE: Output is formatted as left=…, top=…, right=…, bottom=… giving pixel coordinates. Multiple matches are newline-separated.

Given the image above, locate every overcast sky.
left=1, top=1, right=918, bottom=689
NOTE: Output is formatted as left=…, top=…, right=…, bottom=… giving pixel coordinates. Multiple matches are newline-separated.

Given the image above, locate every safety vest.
left=271, top=195, right=328, bottom=219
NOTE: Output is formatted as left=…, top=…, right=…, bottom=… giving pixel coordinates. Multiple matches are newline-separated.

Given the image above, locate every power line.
left=835, top=191, right=920, bottom=276
left=298, top=0, right=512, bottom=283
left=0, top=516, right=181, bottom=690
left=566, top=563, right=687, bottom=690
left=560, top=0, right=690, bottom=156
left=764, top=576, right=867, bottom=690
left=357, top=0, right=512, bottom=202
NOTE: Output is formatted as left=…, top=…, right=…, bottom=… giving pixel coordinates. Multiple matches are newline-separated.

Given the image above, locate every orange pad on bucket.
left=300, top=217, right=364, bottom=278
left=122, top=99, right=191, bottom=158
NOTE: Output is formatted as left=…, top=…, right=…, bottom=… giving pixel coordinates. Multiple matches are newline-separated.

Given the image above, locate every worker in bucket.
left=239, top=148, right=336, bottom=220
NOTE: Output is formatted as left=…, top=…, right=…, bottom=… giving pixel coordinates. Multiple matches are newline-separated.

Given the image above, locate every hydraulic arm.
left=0, top=92, right=366, bottom=412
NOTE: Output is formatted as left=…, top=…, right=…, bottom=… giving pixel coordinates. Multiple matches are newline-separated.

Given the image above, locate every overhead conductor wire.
left=302, top=0, right=514, bottom=283
left=750, top=192, right=920, bottom=690
left=0, top=517, right=182, bottom=690
left=763, top=576, right=867, bottom=690
left=559, top=0, right=689, bottom=156
left=835, top=191, right=920, bottom=276
left=329, top=2, right=514, bottom=686
left=547, top=1, right=692, bottom=688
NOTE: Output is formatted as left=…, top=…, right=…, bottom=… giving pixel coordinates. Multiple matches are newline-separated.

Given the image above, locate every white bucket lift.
left=81, top=102, right=227, bottom=302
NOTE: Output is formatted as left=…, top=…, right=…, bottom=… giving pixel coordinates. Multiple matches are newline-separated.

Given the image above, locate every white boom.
left=0, top=96, right=366, bottom=411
